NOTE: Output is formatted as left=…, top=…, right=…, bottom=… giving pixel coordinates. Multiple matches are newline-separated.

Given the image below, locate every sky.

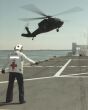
left=0, top=0, right=88, bottom=50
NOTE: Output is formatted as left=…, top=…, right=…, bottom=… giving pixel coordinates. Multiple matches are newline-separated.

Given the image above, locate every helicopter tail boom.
left=21, top=26, right=33, bottom=37
left=21, top=26, right=36, bottom=40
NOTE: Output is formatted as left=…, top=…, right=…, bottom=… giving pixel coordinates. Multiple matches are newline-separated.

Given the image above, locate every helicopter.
left=20, top=4, right=82, bottom=40
left=21, top=17, right=63, bottom=40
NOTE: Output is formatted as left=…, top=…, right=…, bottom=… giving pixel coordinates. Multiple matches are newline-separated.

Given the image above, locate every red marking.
left=10, top=61, right=17, bottom=71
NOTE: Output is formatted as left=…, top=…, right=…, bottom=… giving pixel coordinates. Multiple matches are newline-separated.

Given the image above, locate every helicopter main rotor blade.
left=53, top=6, right=83, bottom=16
left=20, top=17, right=46, bottom=21
left=21, top=4, right=47, bottom=17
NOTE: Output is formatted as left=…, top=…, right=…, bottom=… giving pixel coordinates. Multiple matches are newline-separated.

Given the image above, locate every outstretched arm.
left=21, top=52, right=36, bottom=64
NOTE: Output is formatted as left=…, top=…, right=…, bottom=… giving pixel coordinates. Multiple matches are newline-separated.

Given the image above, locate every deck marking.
left=0, top=109, right=10, bottom=110
left=63, top=72, right=88, bottom=76
left=24, top=65, right=62, bottom=67
left=0, top=76, right=54, bottom=84
left=58, top=75, right=88, bottom=78
left=0, top=81, right=8, bottom=84
left=54, top=59, right=71, bottom=77
left=0, top=73, right=88, bottom=84
left=24, top=76, right=54, bottom=81
left=68, top=66, right=88, bottom=67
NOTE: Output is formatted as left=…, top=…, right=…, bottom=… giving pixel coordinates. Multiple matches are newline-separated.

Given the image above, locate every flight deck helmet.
left=14, top=44, right=23, bottom=51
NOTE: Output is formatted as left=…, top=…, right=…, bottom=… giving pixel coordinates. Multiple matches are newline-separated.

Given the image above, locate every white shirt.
left=7, top=51, right=35, bottom=74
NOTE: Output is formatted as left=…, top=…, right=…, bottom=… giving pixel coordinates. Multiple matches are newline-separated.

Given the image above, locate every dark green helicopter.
left=20, top=4, right=82, bottom=40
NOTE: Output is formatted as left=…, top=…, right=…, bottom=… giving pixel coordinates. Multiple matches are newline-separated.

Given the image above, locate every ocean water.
left=0, top=50, right=71, bottom=67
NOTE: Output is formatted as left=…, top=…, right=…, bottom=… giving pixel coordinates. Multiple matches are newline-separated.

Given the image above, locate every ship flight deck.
left=0, top=56, right=88, bottom=110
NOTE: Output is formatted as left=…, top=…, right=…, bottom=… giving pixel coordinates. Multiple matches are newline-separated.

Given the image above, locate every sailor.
left=2, top=44, right=37, bottom=104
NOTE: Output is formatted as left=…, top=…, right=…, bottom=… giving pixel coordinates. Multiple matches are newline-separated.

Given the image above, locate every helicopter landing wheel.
left=56, top=28, right=59, bottom=32
left=32, top=37, right=34, bottom=40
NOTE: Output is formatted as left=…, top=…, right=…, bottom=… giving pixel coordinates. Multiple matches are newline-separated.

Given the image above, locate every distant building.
left=72, top=43, right=88, bottom=56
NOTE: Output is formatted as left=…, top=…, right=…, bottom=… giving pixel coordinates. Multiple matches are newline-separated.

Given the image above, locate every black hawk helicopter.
left=20, top=4, right=82, bottom=40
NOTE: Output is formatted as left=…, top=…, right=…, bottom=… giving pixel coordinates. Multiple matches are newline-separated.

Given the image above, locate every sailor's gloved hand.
left=1, top=69, right=5, bottom=74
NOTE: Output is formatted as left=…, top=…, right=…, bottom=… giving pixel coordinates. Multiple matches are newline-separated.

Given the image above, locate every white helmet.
left=14, top=44, right=23, bottom=51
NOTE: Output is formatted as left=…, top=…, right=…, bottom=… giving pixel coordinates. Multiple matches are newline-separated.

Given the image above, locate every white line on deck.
left=59, top=75, right=88, bottom=78
left=0, top=81, right=8, bottom=84
left=24, top=76, right=54, bottom=81
left=68, top=66, right=88, bottom=67
left=0, top=73, right=88, bottom=84
left=64, top=72, right=88, bottom=76
left=54, top=59, right=71, bottom=77
left=24, top=65, right=62, bottom=67
left=0, top=76, right=54, bottom=84
left=1, top=74, right=88, bottom=84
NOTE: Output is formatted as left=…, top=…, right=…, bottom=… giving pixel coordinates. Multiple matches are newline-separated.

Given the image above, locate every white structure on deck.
left=72, top=43, right=88, bottom=56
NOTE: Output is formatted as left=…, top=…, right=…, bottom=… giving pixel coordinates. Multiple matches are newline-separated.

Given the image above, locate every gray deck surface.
left=0, top=56, right=88, bottom=110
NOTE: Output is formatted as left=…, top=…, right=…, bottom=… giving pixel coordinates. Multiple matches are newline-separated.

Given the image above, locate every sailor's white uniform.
left=5, top=50, right=36, bottom=103
left=8, top=50, right=35, bottom=73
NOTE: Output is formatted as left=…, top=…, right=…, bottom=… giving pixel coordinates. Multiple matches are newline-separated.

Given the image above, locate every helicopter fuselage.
left=29, top=17, right=64, bottom=37
left=38, top=17, right=64, bottom=32
left=21, top=17, right=64, bottom=39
